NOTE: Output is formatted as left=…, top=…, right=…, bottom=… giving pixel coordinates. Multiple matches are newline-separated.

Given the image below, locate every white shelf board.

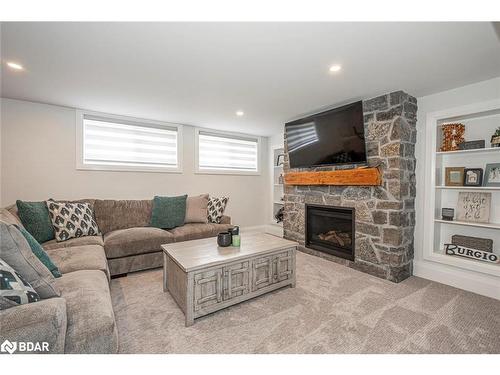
left=430, top=250, right=500, bottom=277
left=436, top=147, right=500, bottom=155
left=435, top=186, right=500, bottom=191
left=274, top=165, right=283, bottom=169
left=434, top=219, right=500, bottom=230
left=273, top=201, right=284, bottom=205
left=274, top=184, right=283, bottom=187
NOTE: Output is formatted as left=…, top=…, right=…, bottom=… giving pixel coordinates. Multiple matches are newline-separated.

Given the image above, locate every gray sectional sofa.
left=0, top=198, right=231, bottom=353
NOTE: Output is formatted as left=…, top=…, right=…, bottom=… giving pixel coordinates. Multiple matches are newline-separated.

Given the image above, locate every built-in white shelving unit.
left=266, top=145, right=285, bottom=237
left=423, top=100, right=500, bottom=280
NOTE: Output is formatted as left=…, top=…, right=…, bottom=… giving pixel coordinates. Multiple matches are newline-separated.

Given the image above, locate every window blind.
left=198, top=131, right=258, bottom=172
left=82, top=116, right=178, bottom=168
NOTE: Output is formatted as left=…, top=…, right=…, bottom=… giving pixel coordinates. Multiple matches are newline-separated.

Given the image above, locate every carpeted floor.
left=110, top=251, right=500, bottom=353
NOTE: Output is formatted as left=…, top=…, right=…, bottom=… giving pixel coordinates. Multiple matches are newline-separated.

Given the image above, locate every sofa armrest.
left=0, top=298, right=67, bottom=354
left=220, top=215, right=231, bottom=225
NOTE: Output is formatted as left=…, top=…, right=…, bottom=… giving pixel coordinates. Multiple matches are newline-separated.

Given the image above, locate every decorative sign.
left=456, top=192, right=491, bottom=223
left=457, top=140, right=485, bottom=150
left=445, top=244, right=499, bottom=264
left=441, top=208, right=454, bottom=221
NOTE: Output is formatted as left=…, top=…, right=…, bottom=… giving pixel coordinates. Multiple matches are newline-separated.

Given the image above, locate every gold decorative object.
left=440, top=123, right=465, bottom=152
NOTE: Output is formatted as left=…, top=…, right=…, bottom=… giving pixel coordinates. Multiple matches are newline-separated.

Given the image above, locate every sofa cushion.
left=150, top=195, right=187, bottom=229
left=16, top=200, right=55, bottom=243
left=103, top=227, right=175, bottom=259
left=93, top=199, right=152, bottom=234
left=0, top=207, right=23, bottom=227
left=54, top=270, right=117, bottom=353
left=17, top=226, right=61, bottom=278
left=185, top=194, right=209, bottom=223
left=168, top=223, right=233, bottom=242
left=0, top=258, right=40, bottom=306
left=46, top=245, right=110, bottom=281
left=42, top=235, right=104, bottom=251
left=46, top=200, right=100, bottom=242
left=0, top=223, right=60, bottom=299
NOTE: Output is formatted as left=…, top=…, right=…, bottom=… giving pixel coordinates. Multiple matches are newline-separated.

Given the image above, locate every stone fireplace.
left=283, top=91, right=417, bottom=282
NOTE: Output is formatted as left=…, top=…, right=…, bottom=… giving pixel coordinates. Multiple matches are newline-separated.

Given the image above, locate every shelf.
left=274, top=184, right=283, bottom=187
left=273, top=201, right=284, bottom=205
left=434, top=219, right=500, bottom=230
left=274, top=165, right=283, bottom=169
left=436, top=147, right=500, bottom=155
left=435, top=186, right=500, bottom=191
left=285, top=167, right=381, bottom=186
left=430, top=250, right=500, bottom=277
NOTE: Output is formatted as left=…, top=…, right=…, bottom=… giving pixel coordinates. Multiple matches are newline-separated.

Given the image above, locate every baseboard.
left=414, top=260, right=500, bottom=300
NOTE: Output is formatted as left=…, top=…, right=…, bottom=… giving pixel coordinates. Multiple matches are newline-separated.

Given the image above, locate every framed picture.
left=445, top=167, right=464, bottom=186
left=484, top=163, right=500, bottom=187
left=463, top=168, right=483, bottom=186
left=456, top=192, right=491, bottom=223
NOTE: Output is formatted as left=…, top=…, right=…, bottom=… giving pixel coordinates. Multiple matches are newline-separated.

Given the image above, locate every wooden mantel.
left=284, top=167, right=381, bottom=186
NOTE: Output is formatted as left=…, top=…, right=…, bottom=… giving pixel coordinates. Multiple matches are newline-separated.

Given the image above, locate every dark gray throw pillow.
left=0, top=223, right=60, bottom=299
left=16, top=200, right=55, bottom=243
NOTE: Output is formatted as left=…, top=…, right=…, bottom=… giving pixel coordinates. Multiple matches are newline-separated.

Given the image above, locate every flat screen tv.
left=285, top=101, right=366, bottom=168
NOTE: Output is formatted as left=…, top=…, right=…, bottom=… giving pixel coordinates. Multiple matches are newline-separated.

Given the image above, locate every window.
left=195, top=129, right=260, bottom=174
left=76, top=111, right=182, bottom=172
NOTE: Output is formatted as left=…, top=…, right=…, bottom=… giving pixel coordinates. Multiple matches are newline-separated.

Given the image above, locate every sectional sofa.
left=0, top=198, right=232, bottom=353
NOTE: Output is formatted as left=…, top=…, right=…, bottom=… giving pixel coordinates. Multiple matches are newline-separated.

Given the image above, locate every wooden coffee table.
left=162, top=233, right=297, bottom=326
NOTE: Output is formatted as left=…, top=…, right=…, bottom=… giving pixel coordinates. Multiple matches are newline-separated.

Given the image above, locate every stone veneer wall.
left=283, top=91, right=417, bottom=282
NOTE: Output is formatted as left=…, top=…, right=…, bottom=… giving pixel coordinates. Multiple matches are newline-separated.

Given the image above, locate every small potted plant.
left=492, top=127, right=500, bottom=148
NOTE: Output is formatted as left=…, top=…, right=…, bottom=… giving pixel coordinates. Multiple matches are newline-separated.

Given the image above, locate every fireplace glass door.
left=305, top=204, right=355, bottom=261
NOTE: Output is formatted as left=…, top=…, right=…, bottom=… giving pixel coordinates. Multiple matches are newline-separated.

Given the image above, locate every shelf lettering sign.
left=444, top=244, right=499, bottom=264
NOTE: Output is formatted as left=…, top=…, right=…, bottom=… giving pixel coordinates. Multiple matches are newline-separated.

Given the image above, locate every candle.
left=232, top=234, right=241, bottom=247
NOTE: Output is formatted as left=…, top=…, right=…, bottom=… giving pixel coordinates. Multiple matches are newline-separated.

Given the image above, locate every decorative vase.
left=217, top=232, right=232, bottom=247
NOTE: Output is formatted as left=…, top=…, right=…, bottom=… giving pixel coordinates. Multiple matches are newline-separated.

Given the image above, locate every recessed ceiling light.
left=329, top=64, right=342, bottom=73
left=236, top=110, right=244, bottom=117
left=6, top=61, right=24, bottom=71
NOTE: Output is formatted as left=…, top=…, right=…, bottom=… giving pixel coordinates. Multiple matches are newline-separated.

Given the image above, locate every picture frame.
left=445, top=167, right=464, bottom=186
left=463, top=168, right=483, bottom=186
left=483, top=163, right=500, bottom=187
left=456, top=192, right=491, bottom=223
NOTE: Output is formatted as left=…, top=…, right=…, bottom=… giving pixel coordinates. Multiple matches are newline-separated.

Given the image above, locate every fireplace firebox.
left=305, top=204, right=355, bottom=261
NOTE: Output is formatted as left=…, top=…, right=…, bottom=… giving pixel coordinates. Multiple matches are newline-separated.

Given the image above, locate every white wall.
left=0, top=98, right=270, bottom=227
left=414, top=77, right=500, bottom=298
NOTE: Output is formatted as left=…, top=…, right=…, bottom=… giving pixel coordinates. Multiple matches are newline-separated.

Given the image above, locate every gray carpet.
left=110, top=251, right=500, bottom=353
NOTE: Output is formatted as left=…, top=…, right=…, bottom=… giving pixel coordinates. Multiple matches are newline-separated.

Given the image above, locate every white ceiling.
left=1, top=22, right=499, bottom=136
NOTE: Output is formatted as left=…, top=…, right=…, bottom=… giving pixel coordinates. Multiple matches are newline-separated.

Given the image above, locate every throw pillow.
left=185, top=194, right=209, bottom=223
left=150, top=195, right=187, bottom=229
left=207, top=196, right=229, bottom=224
left=46, top=199, right=100, bottom=242
left=16, top=200, right=55, bottom=243
left=0, top=258, right=40, bottom=307
left=17, top=226, right=61, bottom=278
left=0, top=223, right=60, bottom=299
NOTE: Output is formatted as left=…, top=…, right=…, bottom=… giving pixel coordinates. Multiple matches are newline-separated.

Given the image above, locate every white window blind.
left=197, top=131, right=259, bottom=172
left=82, top=115, right=178, bottom=169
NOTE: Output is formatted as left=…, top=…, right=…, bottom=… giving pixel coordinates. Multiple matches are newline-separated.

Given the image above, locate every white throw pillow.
left=207, top=196, right=229, bottom=224
left=46, top=199, right=100, bottom=242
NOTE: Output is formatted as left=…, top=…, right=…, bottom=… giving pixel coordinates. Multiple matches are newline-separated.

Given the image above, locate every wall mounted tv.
left=285, top=101, right=366, bottom=168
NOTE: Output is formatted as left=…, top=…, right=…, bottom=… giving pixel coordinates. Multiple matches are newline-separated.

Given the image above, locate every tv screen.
left=285, top=101, right=366, bottom=168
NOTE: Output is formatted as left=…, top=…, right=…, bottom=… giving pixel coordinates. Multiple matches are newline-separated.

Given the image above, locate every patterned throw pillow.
left=46, top=200, right=100, bottom=242
left=0, top=258, right=40, bottom=307
left=207, top=196, right=229, bottom=224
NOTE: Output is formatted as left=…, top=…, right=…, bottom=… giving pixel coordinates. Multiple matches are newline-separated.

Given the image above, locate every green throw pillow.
left=151, top=195, right=187, bottom=229
left=16, top=200, right=55, bottom=243
left=17, top=226, right=61, bottom=278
